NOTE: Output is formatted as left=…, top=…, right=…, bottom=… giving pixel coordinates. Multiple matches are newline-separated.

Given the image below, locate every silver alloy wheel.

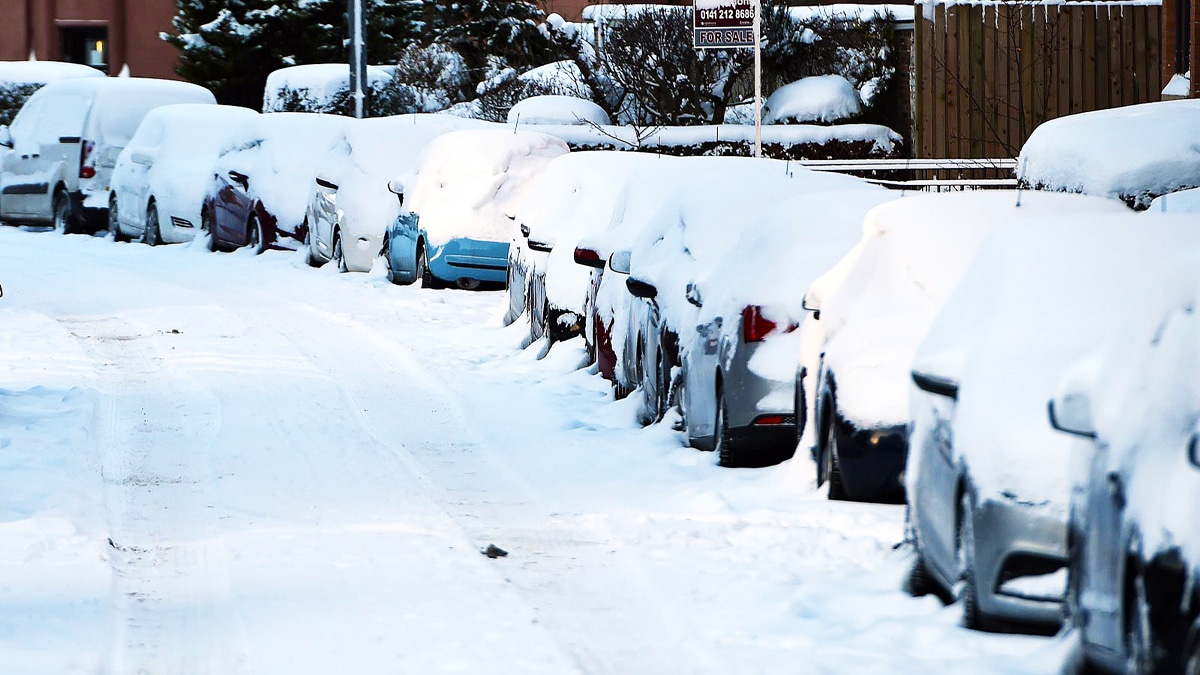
left=144, top=203, right=160, bottom=246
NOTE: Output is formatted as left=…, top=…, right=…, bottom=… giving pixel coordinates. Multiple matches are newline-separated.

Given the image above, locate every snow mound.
left=518, top=61, right=593, bottom=99
left=764, top=75, right=863, bottom=124
left=1018, top=99, right=1200, bottom=209
left=509, top=95, right=611, bottom=126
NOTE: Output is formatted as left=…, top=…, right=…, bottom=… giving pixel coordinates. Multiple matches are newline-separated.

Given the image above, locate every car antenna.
left=513, top=113, right=520, bottom=133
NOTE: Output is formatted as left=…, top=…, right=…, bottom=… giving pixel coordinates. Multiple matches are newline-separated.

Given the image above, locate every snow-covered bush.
left=0, top=61, right=105, bottom=126
left=763, top=75, right=863, bottom=125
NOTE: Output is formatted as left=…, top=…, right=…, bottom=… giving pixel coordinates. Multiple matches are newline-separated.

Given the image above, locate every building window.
left=62, top=27, right=108, bottom=74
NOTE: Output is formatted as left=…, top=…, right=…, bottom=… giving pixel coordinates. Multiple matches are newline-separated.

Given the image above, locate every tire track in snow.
left=65, top=315, right=251, bottom=675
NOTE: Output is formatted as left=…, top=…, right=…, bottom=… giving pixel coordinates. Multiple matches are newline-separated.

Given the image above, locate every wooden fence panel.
left=914, top=1, right=1162, bottom=159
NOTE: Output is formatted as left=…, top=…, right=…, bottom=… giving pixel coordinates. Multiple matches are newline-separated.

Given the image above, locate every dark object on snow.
left=482, top=544, right=508, bottom=558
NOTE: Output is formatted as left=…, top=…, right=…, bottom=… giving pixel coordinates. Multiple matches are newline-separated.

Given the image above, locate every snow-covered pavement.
left=0, top=227, right=1071, bottom=674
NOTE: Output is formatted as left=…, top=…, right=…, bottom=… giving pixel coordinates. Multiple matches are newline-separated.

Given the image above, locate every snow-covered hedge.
left=1018, top=100, right=1200, bottom=209
left=0, top=61, right=105, bottom=126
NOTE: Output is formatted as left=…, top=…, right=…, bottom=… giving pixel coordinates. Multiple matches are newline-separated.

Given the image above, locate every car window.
left=32, top=93, right=91, bottom=145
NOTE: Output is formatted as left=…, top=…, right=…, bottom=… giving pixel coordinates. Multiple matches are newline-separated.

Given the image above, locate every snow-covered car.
left=798, top=191, right=1129, bottom=503
left=679, top=188, right=895, bottom=468
left=110, top=104, right=259, bottom=246
left=906, top=213, right=1200, bottom=633
left=1048, top=246, right=1200, bottom=673
left=1017, top=98, right=1200, bottom=209
left=1148, top=185, right=1200, bottom=213
left=607, top=157, right=874, bottom=429
left=0, top=77, right=215, bottom=233
left=382, top=129, right=568, bottom=289
left=305, top=114, right=487, bottom=272
left=203, top=112, right=349, bottom=252
left=507, top=151, right=663, bottom=345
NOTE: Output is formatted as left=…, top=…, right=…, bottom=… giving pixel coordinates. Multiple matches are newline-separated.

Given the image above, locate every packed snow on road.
left=0, top=225, right=1072, bottom=673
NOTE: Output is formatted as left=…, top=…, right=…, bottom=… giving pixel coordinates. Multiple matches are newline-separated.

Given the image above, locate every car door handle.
left=20, top=154, right=38, bottom=159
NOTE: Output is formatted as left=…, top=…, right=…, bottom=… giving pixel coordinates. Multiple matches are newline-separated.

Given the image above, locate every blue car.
left=382, top=204, right=509, bottom=290
left=379, top=128, right=570, bottom=291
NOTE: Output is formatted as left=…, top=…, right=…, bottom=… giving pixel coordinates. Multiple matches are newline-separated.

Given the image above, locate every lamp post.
left=349, top=0, right=366, bottom=119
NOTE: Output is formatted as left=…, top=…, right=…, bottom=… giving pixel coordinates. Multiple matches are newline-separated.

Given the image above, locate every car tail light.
left=753, top=414, right=787, bottom=426
left=574, top=246, right=604, bottom=268
left=742, top=305, right=778, bottom=343
left=79, top=140, right=96, bottom=179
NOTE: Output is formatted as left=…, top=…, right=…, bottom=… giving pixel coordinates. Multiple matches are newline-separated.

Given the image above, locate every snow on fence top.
left=915, top=0, right=1157, bottom=6
left=582, top=3, right=914, bottom=22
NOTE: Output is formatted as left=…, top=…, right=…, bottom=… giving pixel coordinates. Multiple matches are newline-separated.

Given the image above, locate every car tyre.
left=956, top=491, right=985, bottom=630
left=907, top=546, right=936, bottom=597
left=332, top=230, right=347, bottom=273
left=418, top=243, right=440, bottom=289
left=716, top=387, right=740, bottom=468
left=144, top=202, right=161, bottom=246
left=825, top=410, right=848, bottom=500
left=247, top=214, right=265, bottom=254
left=1182, top=622, right=1200, bottom=675
left=201, top=208, right=218, bottom=251
left=52, top=189, right=72, bottom=234
left=109, top=199, right=129, bottom=242
left=382, top=235, right=400, bottom=285
left=1125, top=565, right=1157, bottom=674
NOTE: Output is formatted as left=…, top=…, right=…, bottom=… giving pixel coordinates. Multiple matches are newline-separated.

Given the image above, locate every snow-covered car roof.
left=516, top=151, right=668, bottom=311
left=1018, top=99, right=1200, bottom=209
left=406, top=129, right=570, bottom=245
left=812, top=190, right=1129, bottom=428
left=0, top=60, right=105, bottom=85
left=913, top=212, right=1200, bottom=506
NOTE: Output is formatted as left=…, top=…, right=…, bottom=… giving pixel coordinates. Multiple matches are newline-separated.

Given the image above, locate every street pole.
left=753, top=0, right=761, bottom=159
left=349, top=0, right=366, bottom=119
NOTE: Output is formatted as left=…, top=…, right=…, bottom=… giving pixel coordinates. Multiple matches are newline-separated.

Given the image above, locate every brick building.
left=0, top=0, right=180, bottom=80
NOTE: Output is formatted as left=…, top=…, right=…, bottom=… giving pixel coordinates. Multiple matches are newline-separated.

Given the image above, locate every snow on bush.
left=0, top=60, right=106, bottom=126
left=763, top=75, right=863, bottom=124
left=508, top=95, right=611, bottom=126
left=405, top=129, right=570, bottom=246
left=1018, top=99, right=1200, bottom=209
left=262, top=63, right=398, bottom=114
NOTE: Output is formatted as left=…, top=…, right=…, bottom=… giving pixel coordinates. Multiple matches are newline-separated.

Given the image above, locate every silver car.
left=907, top=213, right=1197, bottom=632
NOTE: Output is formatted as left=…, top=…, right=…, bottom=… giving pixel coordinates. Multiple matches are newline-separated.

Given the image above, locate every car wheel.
left=52, top=189, right=71, bottom=234
left=332, top=230, right=347, bottom=273
left=907, top=546, right=936, bottom=597
left=303, top=220, right=321, bottom=268
left=716, top=386, right=739, bottom=468
left=201, top=208, right=218, bottom=251
left=144, top=202, right=161, bottom=246
left=1125, top=566, right=1157, bottom=673
left=109, top=199, right=129, bottom=242
left=382, top=235, right=400, bottom=284
left=825, top=410, right=848, bottom=500
left=247, top=214, right=265, bottom=254
left=956, top=491, right=984, bottom=630
left=418, top=243, right=440, bottom=289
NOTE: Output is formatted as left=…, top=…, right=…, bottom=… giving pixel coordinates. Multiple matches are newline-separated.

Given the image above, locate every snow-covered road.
left=0, top=227, right=1071, bottom=674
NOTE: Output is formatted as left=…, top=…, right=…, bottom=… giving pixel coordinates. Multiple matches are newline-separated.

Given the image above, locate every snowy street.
left=0, top=227, right=1069, bottom=674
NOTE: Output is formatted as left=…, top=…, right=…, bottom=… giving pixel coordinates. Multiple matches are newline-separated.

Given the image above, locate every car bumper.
left=724, top=419, right=798, bottom=465
left=974, top=499, right=1068, bottom=628
left=429, top=238, right=509, bottom=284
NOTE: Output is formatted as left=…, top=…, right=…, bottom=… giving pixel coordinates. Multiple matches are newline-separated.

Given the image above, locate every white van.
left=0, top=77, right=215, bottom=233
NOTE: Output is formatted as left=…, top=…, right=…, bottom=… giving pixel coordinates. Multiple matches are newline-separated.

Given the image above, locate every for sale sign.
left=694, top=0, right=756, bottom=48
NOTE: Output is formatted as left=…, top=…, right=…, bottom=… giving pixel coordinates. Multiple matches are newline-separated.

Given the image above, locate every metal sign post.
left=349, top=0, right=367, bottom=119
left=694, top=0, right=761, bottom=158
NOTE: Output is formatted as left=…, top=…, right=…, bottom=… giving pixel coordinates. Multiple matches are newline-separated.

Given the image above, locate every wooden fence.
left=914, top=1, right=1162, bottom=160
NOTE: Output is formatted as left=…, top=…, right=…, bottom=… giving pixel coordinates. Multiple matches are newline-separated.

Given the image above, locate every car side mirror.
left=387, top=179, right=404, bottom=206
left=130, top=150, right=154, bottom=166
left=802, top=292, right=821, bottom=321
left=0, top=125, right=12, bottom=149
left=685, top=282, right=703, bottom=308
left=519, top=223, right=530, bottom=238
left=911, top=370, right=959, bottom=400
left=528, top=238, right=554, bottom=253
left=574, top=245, right=604, bottom=268
left=609, top=250, right=631, bottom=275
left=228, top=170, right=249, bottom=191
left=626, top=276, right=657, bottom=299
left=1048, top=396, right=1096, bottom=439
left=1189, top=433, right=1200, bottom=469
